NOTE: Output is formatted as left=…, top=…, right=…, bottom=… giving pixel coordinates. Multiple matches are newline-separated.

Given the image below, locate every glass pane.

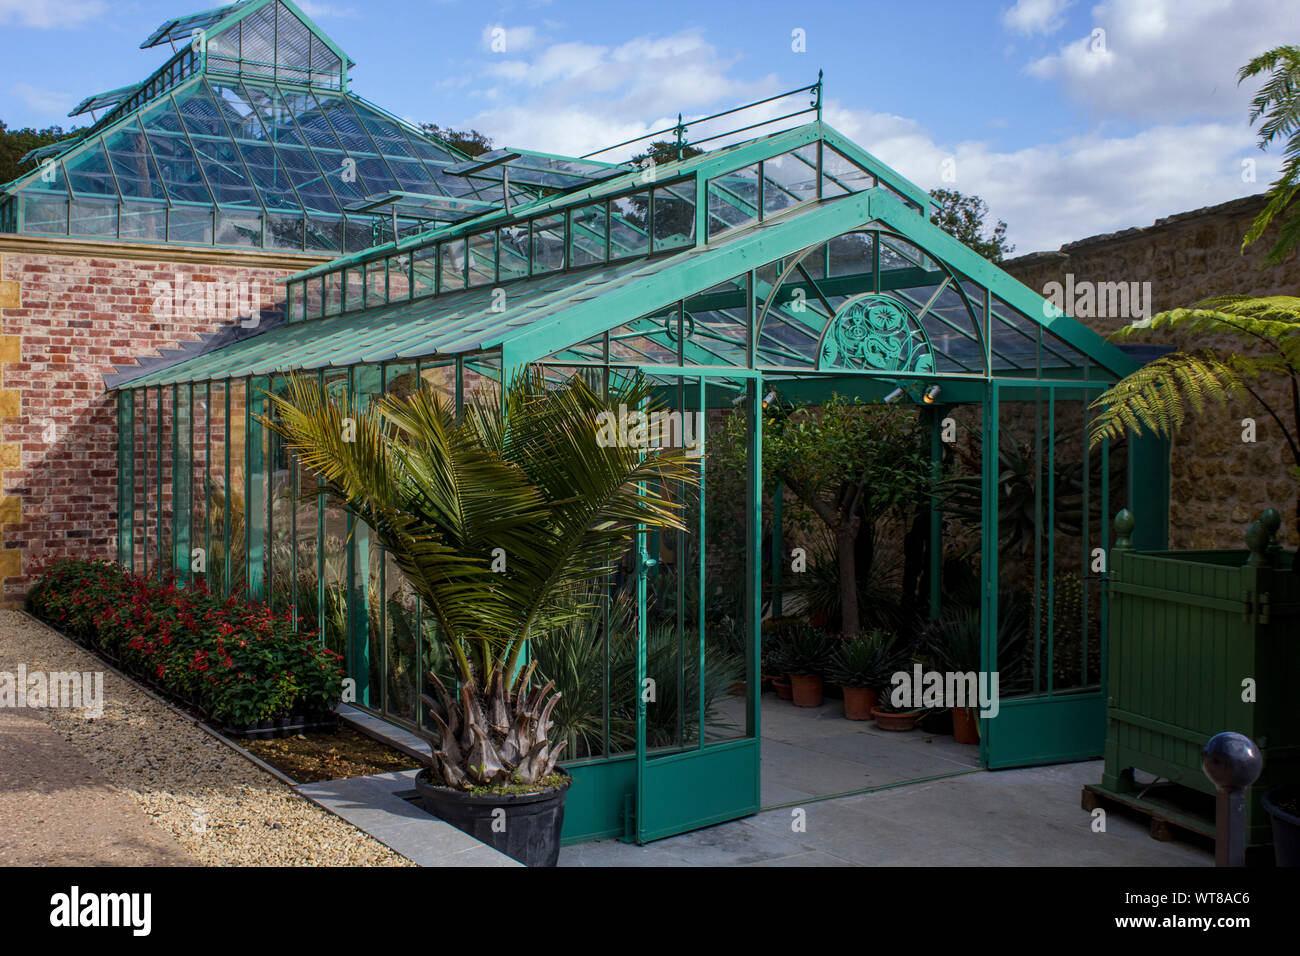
left=610, top=192, right=650, bottom=257
left=652, top=181, right=694, bottom=252
left=412, top=245, right=437, bottom=298
left=321, top=371, right=349, bottom=661
left=571, top=202, right=607, bottom=266
left=498, top=224, right=529, bottom=281
left=707, top=164, right=758, bottom=237
left=532, top=214, right=565, bottom=273
left=467, top=231, right=495, bottom=286
left=344, top=265, right=364, bottom=311
left=388, top=253, right=412, bottom=301
left=762, top=145, right=819, bottom=215
left=440, top=238, right=466, bottom=291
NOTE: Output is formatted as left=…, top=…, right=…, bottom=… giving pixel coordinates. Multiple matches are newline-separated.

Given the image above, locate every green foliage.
left=0, top=120, right=82, bottom=187
left=768, top=620, right=833, bottom=677
left=929, top=187, right=1015, bottom=262
left=261, top=369, right=695, bottom=788
left=418, top=124, right=493, bottom=158
left=26, top=559, right=344, bottom=726
left=1088, top=296, right=1300, bottom=528
left=828, top=630, right=905, bottom=689
left=1238, top=46, right=1300, bottom=265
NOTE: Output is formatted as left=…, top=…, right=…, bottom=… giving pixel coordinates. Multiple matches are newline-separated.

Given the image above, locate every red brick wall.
left=0, top=240, right=321, bottom=604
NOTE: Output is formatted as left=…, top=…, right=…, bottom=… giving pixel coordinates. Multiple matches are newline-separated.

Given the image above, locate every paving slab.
left=296, top=769, right=519, bottom=867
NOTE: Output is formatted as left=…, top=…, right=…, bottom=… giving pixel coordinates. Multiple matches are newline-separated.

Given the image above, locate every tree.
left=758, top=397, right=929, bottom=637
left=1238, top=46, right=1300, bottom=265
left=261, top=369, right=694, bottom=789
left=1087, top=295, right=1300, bottom=537
left=929, top=188, right=1015, bottom=262
left=418, top=123, right=493, bottom=158
left=0, top=120, right=82, bottom=186
left=631, top=139, right=704, bottom=167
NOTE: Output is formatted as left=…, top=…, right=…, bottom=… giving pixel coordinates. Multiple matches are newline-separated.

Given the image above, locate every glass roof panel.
left=102, top=120, right=169, bottom=201
left=65, top=139, right=119, bottom=200
left=69, top=84, right=142, bottom=117
left=141, top=2, right=248, bottom=49
left=140, top=97, right=214, bottom=204
left=445, top=148, right=633, bottom=190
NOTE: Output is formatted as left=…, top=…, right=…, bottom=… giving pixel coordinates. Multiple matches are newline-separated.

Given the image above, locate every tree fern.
left=1089, top=295, right=1300, bottom=535
left=1238, top=46, right=1300, bottom=265
left=1087, top=352, right=1248, bottom=447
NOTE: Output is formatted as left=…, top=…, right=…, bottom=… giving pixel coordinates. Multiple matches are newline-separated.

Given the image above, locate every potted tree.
left=829, top=630, right=901, bottom=720
left=772, top=623, right=833, bottom=707
left=263, top=370, right=695, bottom=867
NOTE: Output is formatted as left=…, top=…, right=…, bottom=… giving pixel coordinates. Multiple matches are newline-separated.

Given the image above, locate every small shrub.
left=27, top=558, right=344, bottom=726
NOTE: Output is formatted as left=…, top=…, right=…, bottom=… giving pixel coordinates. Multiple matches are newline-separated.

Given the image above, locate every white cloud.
left=1025, top=0, right=1292, bottom=122
left=0, top=0, right=105, bottom=28
left=294, top=2, right=360, bottom=18
left=12, top=81, right=72, bottom=115
left=825, top=101, right=1277, bottom=253
left=1003, top=0, right=1074, bottom=36
left=464, top=29, right=763, bottom=156
left=443, top=19, right=1280, bottom=255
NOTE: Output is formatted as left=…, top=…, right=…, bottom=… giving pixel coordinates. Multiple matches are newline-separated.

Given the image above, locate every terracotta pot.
left=790, top=674, right=823, bottom=708
left=841, top=686, right=877, bottom=720
left=951, top=706, right=980, bottom=744
left=773, top=677, right=793, bottom=700
left=871, top=706, right=921, bottom=731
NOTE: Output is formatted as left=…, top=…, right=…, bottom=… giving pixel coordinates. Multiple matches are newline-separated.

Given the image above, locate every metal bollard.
left=1201, top=732, right=1263, bottom=867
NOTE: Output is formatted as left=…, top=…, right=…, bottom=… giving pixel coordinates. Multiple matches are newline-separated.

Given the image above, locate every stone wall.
left=0, top=235, right=326, bottom=605
left=1001, top=194, right=1300, bottom=549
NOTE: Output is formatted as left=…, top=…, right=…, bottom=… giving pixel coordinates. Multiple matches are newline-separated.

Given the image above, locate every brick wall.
left=1002, top=194, right=1300, bottom=549
left=0, top=236, right=325, bottom=605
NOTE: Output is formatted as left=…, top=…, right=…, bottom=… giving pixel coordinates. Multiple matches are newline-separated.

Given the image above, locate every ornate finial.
left=1260, top=508, right=1283, bottom=558
left=1245, top=520, right=1270, bottom=567
left=1114, top=509, right=1135, bottom=550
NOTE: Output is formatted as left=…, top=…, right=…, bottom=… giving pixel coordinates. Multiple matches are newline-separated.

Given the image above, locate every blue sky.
left=0, top=0, right=1293, bottom=251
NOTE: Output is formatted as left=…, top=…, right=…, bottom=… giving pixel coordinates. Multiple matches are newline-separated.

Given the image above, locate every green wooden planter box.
left=1103, top=514, right=1300, bottom=847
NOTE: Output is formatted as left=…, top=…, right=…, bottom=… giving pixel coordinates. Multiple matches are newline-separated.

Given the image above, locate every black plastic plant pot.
left=1262, top=785, right=1300, bottom=867
left=415, top=768, right=571, bottom=867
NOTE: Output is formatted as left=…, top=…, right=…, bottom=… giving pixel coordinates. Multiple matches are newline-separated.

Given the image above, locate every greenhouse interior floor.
left=556, top=695, right=1212, bottom=867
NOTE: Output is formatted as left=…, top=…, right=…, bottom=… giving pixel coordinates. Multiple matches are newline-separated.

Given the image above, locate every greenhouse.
left=85, top=4, right=1172, bottom=846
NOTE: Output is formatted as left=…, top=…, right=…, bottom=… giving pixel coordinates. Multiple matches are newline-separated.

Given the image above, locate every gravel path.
left=0, top=611, right=414, bottom=867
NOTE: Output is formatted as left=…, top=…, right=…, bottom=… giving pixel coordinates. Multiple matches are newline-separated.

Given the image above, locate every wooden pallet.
left=1083, top=782, right=1275, bottom=865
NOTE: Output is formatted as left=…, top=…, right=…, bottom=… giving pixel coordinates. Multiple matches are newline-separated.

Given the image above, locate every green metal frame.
left=107, top=117, right=1160, bottom=845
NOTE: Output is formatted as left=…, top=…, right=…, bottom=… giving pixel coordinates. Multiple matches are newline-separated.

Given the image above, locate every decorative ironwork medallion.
left=818, top=293, right=934, bottom=373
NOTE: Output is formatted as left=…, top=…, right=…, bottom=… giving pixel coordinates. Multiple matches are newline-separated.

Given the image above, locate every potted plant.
left=263, top=369, right=694, bottom=867
left=771, top=622, right=832, bottom=707
left=870, top=696, right=923, bottom=731
left=829, top=630, right=901, bottom=720
left=927, top=608, right=983, bottom=745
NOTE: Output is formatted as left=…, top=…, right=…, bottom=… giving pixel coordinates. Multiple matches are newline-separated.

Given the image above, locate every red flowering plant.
left=27, top=559, right=343, bottom=727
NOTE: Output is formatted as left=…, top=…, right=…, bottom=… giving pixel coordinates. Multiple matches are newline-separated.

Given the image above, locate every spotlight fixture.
left=761, top=389, right=778, bottom=408
left=883, top=387, right=905, bottom=404
left=730, top=392, right=748, bottom=406
left=922, top=385, right=942, bottom=404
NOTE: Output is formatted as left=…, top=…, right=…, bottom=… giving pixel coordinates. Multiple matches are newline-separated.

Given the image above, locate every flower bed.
left=26, top=559, right=344, bottom=736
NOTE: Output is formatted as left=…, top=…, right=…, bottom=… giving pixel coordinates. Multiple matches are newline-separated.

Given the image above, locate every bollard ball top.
left=1201, top=732, right=1263, bottom=790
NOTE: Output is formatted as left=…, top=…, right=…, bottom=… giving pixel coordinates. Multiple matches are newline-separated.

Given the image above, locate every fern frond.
left=1087, top=352, right=1249, bottom=449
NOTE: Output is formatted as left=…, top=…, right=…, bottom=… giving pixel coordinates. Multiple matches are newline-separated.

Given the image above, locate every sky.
left=0, top=0, right=1293, bottom=253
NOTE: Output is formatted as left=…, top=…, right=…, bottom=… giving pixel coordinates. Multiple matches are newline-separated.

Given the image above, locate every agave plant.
left=828, top=630, right=904, bottom=689
left=261, top=369, right=695, bottom=791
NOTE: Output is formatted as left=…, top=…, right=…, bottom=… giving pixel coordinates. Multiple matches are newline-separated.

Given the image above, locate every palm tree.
left=1239, top=46, right=1300, bottom=266
left=1088, top=295, right=1300, bottom=535
left=261, top=369, right=697, bottom=790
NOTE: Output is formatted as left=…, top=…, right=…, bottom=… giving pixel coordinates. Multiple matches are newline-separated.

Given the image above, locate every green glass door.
left=634, top=371, right=762, bottom=843
left=982, top=380, right=1114, bottom=768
